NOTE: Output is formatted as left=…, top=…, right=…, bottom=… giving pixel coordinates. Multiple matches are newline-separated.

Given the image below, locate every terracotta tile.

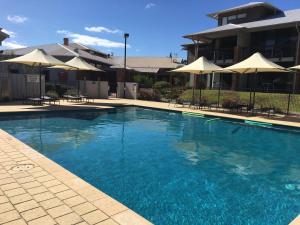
left=1, top=182, right=21, bottom=191
left=12, top=172, right=30, bottom=179
left=55, top=212, right=82, bottom=225
left=28, top=215, right=56, bottom=225
left=27, top=186, right=48, bottom=195
left=3, top=218, right=27, bottom=225
left=112, top=210, right=153, bottom=225
left=48, top=184, right=69, bottom=194
left=9, top=193, right=33, bottom=204
left=43, top=179, right=61, bottom=188
left=96, top=219, right=120, bottom=225
left=56, top=190, right=77, bottom=200
left=82, top=210, right=109, bottom=224
left=21, top=181, right=41, bottom=189
left=33, top=192, right=55, bottom=202
left=36, top=175, right=55, bottom=183
left=72, top=202, right=97, bottom=216
left=21, top=207, right=47, bottom=222
left=4, top=187, right=26, bottom=197
left=0, top=202, right=14, bottom=213
left=63, top=195, right=86, bottom=207
left=0, top=210, right=21, bottom=224
left=39, top=197, right=63, bottom=210
left=93, top=197, right=127, bottom=216
left=47, top=204, right=72, bottom=218
left=15, top=200, right=39, bottom=213
left=0, top=195, right=9, bottom=204
left=16, top=176, right=36, bottom=184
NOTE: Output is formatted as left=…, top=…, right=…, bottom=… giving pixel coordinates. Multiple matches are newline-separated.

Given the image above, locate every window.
left=238, top=13, right=247, bottom=19
left=228, top=15, right=237, bottom=20
left=222, top=17, right=228, bottom=25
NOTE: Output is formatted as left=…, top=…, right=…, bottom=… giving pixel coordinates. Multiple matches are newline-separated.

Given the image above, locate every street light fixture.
left=123, top=33, right=129, bottom=98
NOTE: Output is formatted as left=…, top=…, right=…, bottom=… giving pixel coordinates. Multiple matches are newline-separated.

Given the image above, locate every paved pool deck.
left=0, top=98, right=299, bottom=225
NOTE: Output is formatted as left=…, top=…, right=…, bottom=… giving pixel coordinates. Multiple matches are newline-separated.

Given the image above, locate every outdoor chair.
left=42, top=96, right=60, bottom=105
left=63, top=95, right=82, bottom=102
left=181, top=100, right=191, bottom=108
left=168, top=99, right=178, bottom=107
left=260, top=106, right=275, bottom=117
left=79, top=95, right=94, bottom=103
left=25, top=98, right=43, bottom=105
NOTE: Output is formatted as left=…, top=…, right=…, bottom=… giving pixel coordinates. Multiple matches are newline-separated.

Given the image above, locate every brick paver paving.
left=0, top=129, right=152, bottom=225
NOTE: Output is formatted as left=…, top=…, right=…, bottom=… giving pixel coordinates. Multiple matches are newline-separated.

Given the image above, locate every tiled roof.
left=208, top=2, right=281, bottom=19
left=0, top=28, right=10, bottom=44
left=185, top=8, right=300, bottom=39
left=0, top=43, right=112, bottom=65
left=111, top=56, right=182, bottom=70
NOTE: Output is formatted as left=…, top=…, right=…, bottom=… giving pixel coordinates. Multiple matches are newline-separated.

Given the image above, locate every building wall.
left=217, top=7, right=277, bottom=26
left=186, top=26, right=300, bottom=92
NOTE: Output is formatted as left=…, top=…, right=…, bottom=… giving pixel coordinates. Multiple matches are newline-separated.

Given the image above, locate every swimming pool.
left=0, top=107, right=299, bottom=225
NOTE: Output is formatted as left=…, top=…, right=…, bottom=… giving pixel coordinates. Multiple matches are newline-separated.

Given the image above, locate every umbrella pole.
left=248, top=74, right=252, bottom=106
left=199, top=73, right=202, bottom=107
left=39, top=64, right=42, bottom=98
left=287, top=72, right=294, bottom=115
left=217, top=75, right=222, bottom=108
left=77, top=70, right=80, bottom=96
left=252, top=70, right=258, bottom=114
left=192, top=74, right=195, bottom=105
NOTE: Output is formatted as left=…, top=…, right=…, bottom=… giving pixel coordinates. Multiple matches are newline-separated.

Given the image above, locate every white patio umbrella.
left=50, top=56, right=103, bottom=95
left=1, top=48, right=66, bottom=98
left=172, top=56, right=223, bottom=105
left=222, top=52, right=287, bottom=108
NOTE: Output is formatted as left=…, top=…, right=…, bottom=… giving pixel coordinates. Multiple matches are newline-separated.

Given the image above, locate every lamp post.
left=123, top=33, right=129, bottom=98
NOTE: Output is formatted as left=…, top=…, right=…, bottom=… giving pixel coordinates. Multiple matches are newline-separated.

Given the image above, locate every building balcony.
left=198, top=48, right=234, bottom=65
left=241, top=45, right=296, bottom=62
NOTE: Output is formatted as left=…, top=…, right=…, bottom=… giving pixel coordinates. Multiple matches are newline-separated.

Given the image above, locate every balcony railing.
left=198, top=48, right=234, bottom=64
left=241, top=44, right=296, bottom=60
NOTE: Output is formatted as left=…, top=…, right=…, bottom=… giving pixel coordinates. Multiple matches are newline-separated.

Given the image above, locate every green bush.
left=66, top=89, right=78, bottom=96
left=46, top=90, right=59, bottom=98
left=133, top=74, right=153, bottom=88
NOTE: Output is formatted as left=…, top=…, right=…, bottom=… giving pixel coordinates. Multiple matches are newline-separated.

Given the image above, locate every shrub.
left=133, top=74, right=153, bottom=88
left=139, top=90, right=153, bottom=100
left=153, top=81, right=171, bottom=100
left=46, top=90, right=59, bottom=98
left=66, top=89, right=78, bottom=96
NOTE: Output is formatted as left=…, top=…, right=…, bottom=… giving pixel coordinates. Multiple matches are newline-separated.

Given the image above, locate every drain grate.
left=11, top=164, right=34, bottom=172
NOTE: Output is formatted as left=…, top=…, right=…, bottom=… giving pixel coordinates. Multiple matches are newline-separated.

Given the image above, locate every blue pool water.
left=0, top=107, right=299, bottom=225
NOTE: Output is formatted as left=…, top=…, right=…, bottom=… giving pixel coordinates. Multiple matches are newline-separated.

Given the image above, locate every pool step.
left=244, top=120, right=273, bottom=128
left=182, top=111, right=205, bottom=118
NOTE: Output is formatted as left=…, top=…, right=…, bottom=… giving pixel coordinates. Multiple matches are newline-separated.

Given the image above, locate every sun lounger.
left=25, top=98, right=43, bottom=105
left=63, top=95, right=82, bottom=102
left=79, top=95, right=94, bottom=103
left=42, top=96, right=60, bottom=105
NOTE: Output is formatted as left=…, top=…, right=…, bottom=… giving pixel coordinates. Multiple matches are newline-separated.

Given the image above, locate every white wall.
left=117, top=82, right=138, bottom=99
left=80, top=80, right=108, bottom=99
left=0, top=74, right=45, bottom=100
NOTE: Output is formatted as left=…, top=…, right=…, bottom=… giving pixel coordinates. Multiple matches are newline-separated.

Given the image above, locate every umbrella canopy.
left=171, top=56, right=222, bottom=74
left=49, top=56, right=103, bottom=96
left=63, top=56, right=103, bottom=71
left=222, top=52, right=287, bottom=73
left=289, top=65, right=300, bottom=70
left=2, top=48, right=65, bottom=66
left=1, top=48, right=67, bottom=99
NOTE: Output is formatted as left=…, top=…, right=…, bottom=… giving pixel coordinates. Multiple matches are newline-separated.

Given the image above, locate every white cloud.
left=7, top=15, right=28, bottom=24
left=145, top=3, right=156, bottom=9
left=57, top=30, right=129, bottom=48
left=1, top=29, right=16, bottom=38
left=85, top=26, right=121, bottom=34
left=2, top=41, right=27, bottom=49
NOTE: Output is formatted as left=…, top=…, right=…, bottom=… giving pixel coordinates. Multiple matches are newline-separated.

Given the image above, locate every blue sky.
left=1, top=0, right=300, bottom=58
